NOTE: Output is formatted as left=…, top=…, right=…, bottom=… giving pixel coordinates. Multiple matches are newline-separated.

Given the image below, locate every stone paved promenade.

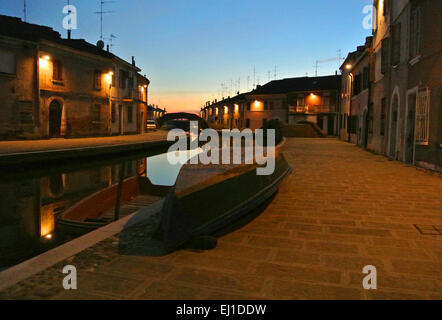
left=1, top=138, right=441, bottom=300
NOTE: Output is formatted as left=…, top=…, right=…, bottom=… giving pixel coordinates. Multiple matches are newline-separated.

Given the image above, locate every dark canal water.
left=0, top=146, right=201, bottom=268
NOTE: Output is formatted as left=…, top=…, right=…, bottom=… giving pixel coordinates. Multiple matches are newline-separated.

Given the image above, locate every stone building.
left=0, top=15, right=151, bottom=140
left=339, top=37, right=373, bottom=146
left=202, top=75, right=341, bottom=133
left=339, top=0, right=441, bottom=172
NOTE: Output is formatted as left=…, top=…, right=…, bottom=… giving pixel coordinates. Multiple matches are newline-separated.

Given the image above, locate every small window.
left=409, top=3, right=421, bottom=59
left=128, top=106, right=133, bottom=123
left=92, top=104, right=101, bottom=122
left=53, top=60, right=63, bottom=81
left=94, top=70, right=102, bottom=90
left=0, top=50, right=15, bottom=74
left=297, top=96, right=304, bottom=107
left=381, top=38, right=390, bottom=74
left=391, top=23, right=401, bottom=66
left=415, top=88, right=430, bottom=145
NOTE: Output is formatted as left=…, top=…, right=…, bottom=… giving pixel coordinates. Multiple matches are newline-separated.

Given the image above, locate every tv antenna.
left=314, top=50, right=344, bottom=76
left=95, top=0, right=115, bottom=40
left=105, top=34, right=117, bottom=52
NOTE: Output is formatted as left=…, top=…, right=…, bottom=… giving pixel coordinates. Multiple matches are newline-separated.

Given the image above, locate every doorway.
left=49, top=100, right=62, bottom=138
left=327, top=116, right=334, bottom=135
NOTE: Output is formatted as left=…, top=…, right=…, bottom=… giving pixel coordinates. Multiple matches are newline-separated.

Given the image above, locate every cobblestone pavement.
left=1, top=138, right=441, bottom=300
left=0, top=130, right=167, bottom=155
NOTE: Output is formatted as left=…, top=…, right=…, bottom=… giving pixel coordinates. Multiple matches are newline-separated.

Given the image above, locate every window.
left=297, top=95, right=304, bottom=107
left=53, top=60, right=63, bottom=81
left=94, top=70, right=102, bottom=90
left=415, top=88, right=430, bottom=145
left=0, top=50, right=15, bottom=74
left=119, top=69, right=128, bottom=88
left=92, top=104, right=101, bottom=122
left=380, top=98, right=386, bottom=136
left=391, top=23, right=401, bottom=66
left=362, top=67, right=369, bottom=90
left=409, top=3, right=421, bottom=59
left=128, top=106, right=133, bottom=123
left=128, top=72, right=134, bottom=89
left=111, top=103, right=116, bottom=123
left=381, top=38, right=390, bottom=74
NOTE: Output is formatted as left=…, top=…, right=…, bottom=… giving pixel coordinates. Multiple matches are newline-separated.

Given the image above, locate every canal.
left=0, top=145, right=201, bottom=269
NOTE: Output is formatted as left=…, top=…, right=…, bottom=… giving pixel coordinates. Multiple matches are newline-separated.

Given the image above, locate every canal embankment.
left=0, top=131, right=171, bottom=168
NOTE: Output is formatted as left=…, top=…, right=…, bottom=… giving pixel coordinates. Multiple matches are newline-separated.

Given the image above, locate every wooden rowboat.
left=56, top=176, right=167, bottom=235
left=155, top=145, right=291, bottom=251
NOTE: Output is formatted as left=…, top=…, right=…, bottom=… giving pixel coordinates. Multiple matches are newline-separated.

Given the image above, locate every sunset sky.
left=0, top=0, right=371, bottom=113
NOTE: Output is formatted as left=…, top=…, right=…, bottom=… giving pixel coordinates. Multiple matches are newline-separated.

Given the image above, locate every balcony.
left=289, top=105, right=335, bottom=114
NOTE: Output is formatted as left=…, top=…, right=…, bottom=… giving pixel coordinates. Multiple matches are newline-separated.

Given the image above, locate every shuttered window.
left=94, top=70, right=102, bottom=90
left=0, top=49, right=15, bottom=74
left=52, top=60, right=63, bottom=81
left=415, top=88, right=430, bottom=145
left=409, top=3, right=421, bottom=59
left=391, top=23, right=401, bottom=66
left=381, top=38, right=389, bottom=74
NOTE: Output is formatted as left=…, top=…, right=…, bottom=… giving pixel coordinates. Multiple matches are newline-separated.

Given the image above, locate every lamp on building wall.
left=345, top=64, right=352, bottom=70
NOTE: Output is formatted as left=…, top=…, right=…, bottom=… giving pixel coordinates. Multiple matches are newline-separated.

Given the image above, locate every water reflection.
left=0, top=147, right=196, bottom=268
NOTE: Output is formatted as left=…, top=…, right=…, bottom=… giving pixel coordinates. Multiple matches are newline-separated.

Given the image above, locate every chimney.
left=67, top=29, right=71, bottom=40
left=132, top=56, right=136, bottom=66
left=107, top=44, right=110, bottom=52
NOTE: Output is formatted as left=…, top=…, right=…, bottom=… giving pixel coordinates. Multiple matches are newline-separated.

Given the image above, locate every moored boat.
left=155, top=143, right=291, bottom=251
left=56, top=176, right=167, bottom=235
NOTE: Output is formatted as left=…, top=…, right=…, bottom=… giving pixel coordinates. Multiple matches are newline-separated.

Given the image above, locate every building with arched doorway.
left=0, top=15, right=152, bottom=140
left=339, top=0, right=441, bottom=172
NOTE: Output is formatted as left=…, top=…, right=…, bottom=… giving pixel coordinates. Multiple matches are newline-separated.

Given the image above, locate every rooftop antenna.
left=23, top=0, right=27, bottom=22
left=274, top=65, right=278, bottom=80
left=95, top=0, right=115, bottom=40
left=105, top=34, right=117, bottom=52
left=253, top=67, right=256, bottom=88
left=315, top=50, right=345, bottom=76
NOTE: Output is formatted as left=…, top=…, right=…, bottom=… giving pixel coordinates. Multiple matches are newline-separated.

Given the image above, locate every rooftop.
left=249, top=75, right=341, bottom=95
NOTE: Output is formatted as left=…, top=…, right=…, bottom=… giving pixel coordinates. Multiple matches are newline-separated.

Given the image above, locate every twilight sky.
left=0, top=0, right=371, bottom=113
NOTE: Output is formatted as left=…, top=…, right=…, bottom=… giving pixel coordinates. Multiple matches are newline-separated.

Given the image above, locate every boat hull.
left=157, top=151, right=291, bottom=251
